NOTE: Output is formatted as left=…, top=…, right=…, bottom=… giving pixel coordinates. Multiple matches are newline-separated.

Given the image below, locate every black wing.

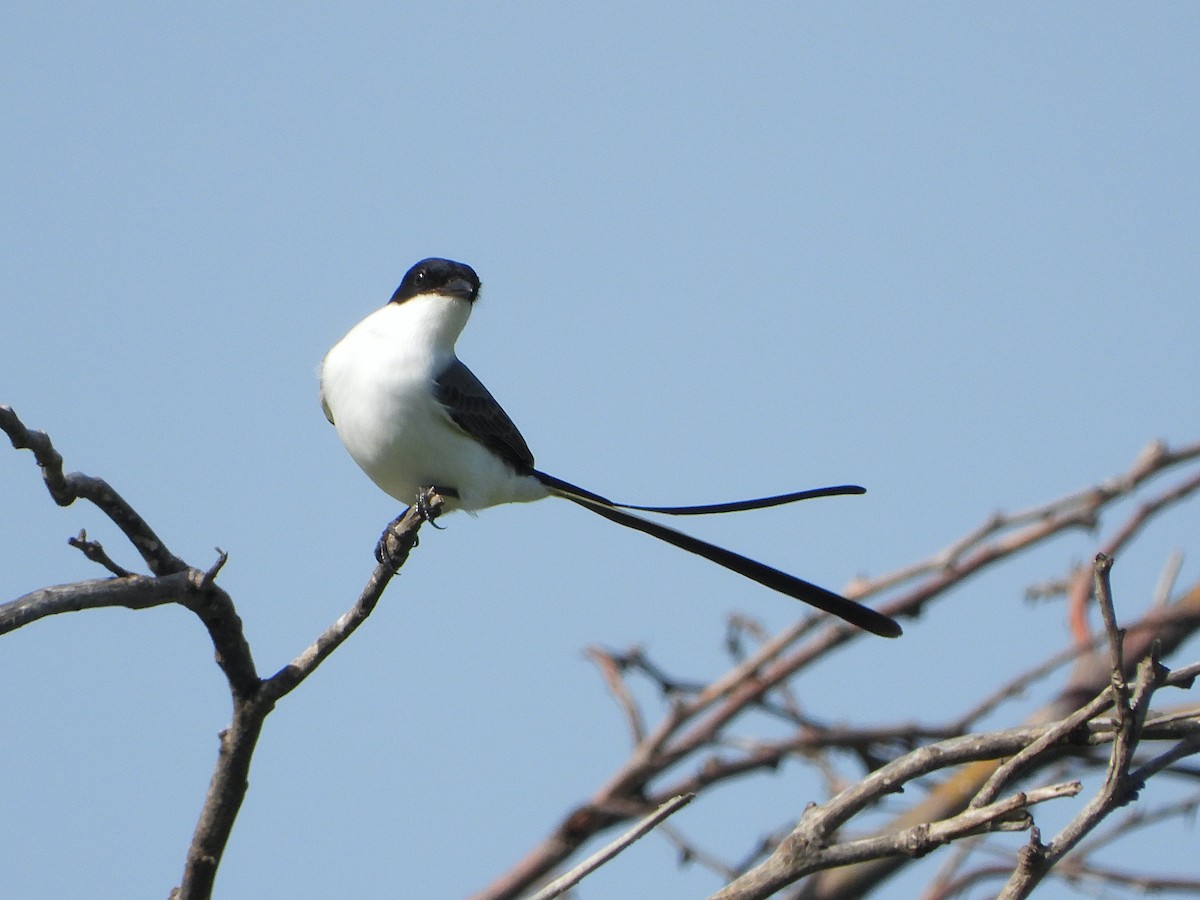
left=433, top=358, right=536, bottom=471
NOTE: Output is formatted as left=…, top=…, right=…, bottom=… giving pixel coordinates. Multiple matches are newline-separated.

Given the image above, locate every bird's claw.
left=417, top=486, right=449, bottom=528
left=375, top=488, right=448, bottom=568
left=374, top=520, right=405, bottom=568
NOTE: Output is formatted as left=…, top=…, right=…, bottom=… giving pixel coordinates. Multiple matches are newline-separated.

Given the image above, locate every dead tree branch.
left=2, top=405, right=439, bottom=900
left=476, top=439, right=1200, bottom=899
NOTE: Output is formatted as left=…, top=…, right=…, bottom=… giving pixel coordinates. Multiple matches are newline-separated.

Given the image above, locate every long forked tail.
left=532, top=471, right=901, bottom=638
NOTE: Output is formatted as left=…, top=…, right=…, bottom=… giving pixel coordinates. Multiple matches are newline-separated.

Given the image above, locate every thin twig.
left=586, top=646, right=647, bottom=743
left=528, top=794, right=695, bottom=900
left=68, top=529, right=133, bottom=577
left=1093, top=554, right=1128, bottom=712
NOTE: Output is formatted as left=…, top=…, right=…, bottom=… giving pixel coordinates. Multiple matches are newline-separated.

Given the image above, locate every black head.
left=389, top=258, right=481, bottom=305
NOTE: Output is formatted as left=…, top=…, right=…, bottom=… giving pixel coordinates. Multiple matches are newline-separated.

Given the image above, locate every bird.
left=319, top=257, right=901, bottom=638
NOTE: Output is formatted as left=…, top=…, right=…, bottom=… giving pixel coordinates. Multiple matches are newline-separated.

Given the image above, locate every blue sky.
left=3, top=5, right=1199, bottom=898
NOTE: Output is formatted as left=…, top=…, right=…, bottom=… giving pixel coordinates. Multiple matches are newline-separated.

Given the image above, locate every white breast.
left=319, top=297, right=548, bottom=511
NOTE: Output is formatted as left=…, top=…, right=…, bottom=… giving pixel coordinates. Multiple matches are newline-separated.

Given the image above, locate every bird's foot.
left=417, top=486, right=452, bottom=528
left=374, top=516, right=410, bottom=568
left=374, top=487, right=453, bottom=569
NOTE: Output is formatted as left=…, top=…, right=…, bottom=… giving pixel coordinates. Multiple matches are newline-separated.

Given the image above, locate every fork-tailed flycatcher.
left=319, top=258, right=900, bottom=638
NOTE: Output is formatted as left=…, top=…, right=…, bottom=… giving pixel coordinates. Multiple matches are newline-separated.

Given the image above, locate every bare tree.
left=4, top=404, right=1200, bottom=899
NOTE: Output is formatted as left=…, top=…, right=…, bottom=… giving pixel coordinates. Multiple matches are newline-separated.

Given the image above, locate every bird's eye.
left=413, top=269, right=427, bottom=286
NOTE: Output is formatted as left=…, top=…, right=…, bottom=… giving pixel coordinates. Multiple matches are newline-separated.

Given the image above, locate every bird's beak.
left=443, top=277, right=478, bottom=302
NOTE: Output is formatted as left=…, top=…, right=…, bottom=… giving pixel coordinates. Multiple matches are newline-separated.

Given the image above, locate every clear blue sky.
left=3, top=5, right=1199, bottom=898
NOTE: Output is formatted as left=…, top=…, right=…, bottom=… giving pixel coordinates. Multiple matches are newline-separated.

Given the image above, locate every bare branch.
left=2, top=404, right=187, bottom=575
left=476, top=445, right=1200, bottom=900
left=176, top=503, right=437, bottom=899
left=998, top=625, right=1172, bottom=898
left=1069, top=791, right=1200, bottom=861
left=586, top=646, right=647, bottom=743
left=3, top=407, right=443, bottom=900
left=969, top=686, right=1113, bottom=810
left=1, top=572, right=195, bottom=634
left=818, top=782, right=1081, bottom=868
left=529, top=793, right=695, bottom=900
left=260, top=496, right=442, bottom=705
left=1093, top=554, right=1128, bottom=711
left=846, top=439, right=1200, bottom=603
left=68, top=529, right=133, bottom=577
